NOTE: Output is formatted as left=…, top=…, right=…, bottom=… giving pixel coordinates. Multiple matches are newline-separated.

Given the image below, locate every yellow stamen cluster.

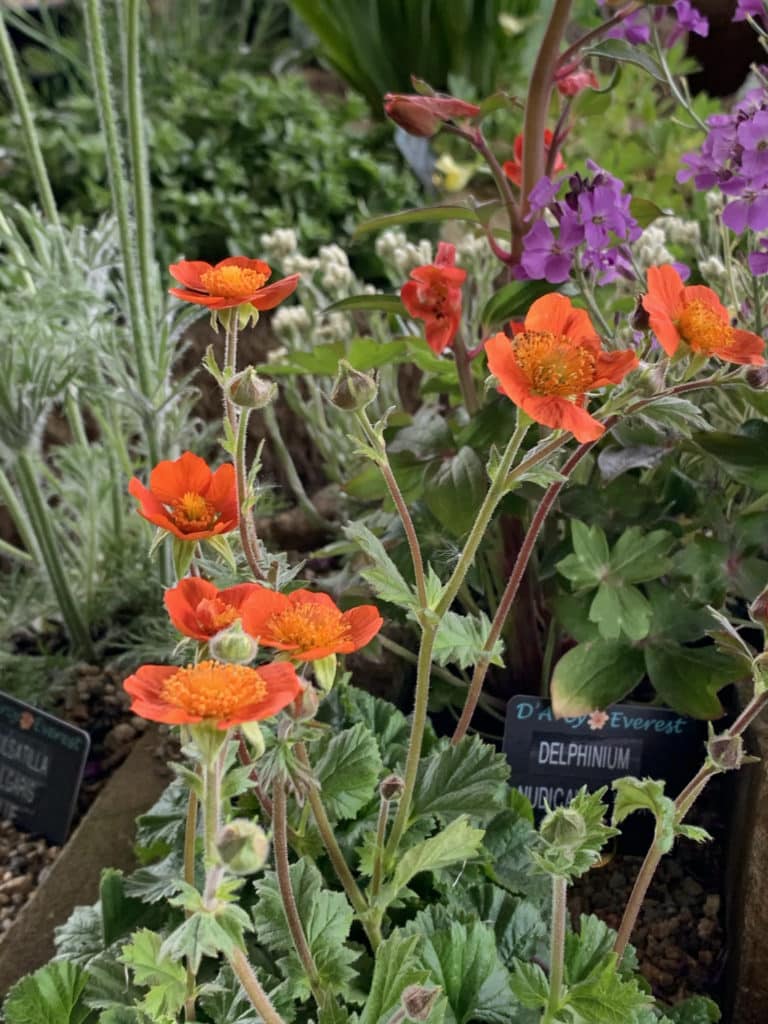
left=267, top=603, right=351, bottom=651
left=676, top=300, right=733, bottom=354
left=201, top=265, right=267, bottom=299
left=513, top=331, right=596, bottom=396
left=171, top=491, right=218, bottom=533
left=160, top=660, right=266, bottom=718
left=198, top=598, right=240, bottom=632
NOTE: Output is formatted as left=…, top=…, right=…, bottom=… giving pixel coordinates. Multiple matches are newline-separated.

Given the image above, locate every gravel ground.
left=0, top=662, right=168, bottom=943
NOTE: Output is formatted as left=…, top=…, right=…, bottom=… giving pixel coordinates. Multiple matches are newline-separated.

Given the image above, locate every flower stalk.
left=542, top=875, right=568, bottom=1024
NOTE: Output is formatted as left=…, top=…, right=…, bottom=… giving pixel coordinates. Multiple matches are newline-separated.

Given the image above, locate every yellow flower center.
left=513, top=331, right=596, bottom=396
left=160, top=660, right=267, bottom=719
left=676, top=300, right=733, bottom=354
left=170, top=491, right=218, bottom=533
left=200, top=265, right=268, bottom=299
left=267, top=603, right=351, bottom=652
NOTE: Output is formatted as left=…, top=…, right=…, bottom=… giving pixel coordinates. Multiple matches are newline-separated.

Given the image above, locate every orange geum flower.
left=240, top=588, right=383, bottom=662
left=123, top=659, right=302, bottom=729
left=484, top=293, right=638, bottom=443
left=129, top=451, right=238, bottom=542
left=503, top=130, right=565, bottom=188
left=400, top=242, right=466, bottom=354
left=164, top=577, right=262, bottom=642
left=169, top=256, right=299, bottom=311
left=642, top=264, right=766, bottom=365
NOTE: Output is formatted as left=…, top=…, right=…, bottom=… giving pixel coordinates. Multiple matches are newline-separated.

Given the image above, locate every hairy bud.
left=209, top=622, right=259, bottom=665
left=539, top=806, right=587, bottom=850
left=706, top=729, right=752, bottom=772
left=380, top=773, right=405, bottom=802
left=749, top=586, right=768, bottom=627
left=745, top=366, right=768, bottom=390
left=288, top=685, right=321, bottom=722
left=401, top=985, right=442, bottom=1022
left=217, top=818, right=270, bottom=875
left=331, top=360, right=378, bottom=411
left=227, top=366, right=278, bottom=409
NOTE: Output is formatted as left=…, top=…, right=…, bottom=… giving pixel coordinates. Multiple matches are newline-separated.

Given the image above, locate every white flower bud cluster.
left=316, top=311, right=353, bottom=342
left=318, top=244, right=355, bottom=296
left=282, top=253, right=321, bottom=276
left=633, top=225, right=673, bottom=270
left=698, top=255, right=728, bottom=290
left=455, top=232, right=487, bottom=266
left=272, top=305, right=312, bottom=339
left=375, top=229, right=433, bottom=280
left=705, top=190, right=724, bottom=215
left=259, top=227, right=298, bottom=262
left=662, top=216, right=701, bottom=247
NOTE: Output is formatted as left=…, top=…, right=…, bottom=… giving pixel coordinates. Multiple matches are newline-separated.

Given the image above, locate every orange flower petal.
left=204, top=463, right=238, bottom=519
left=725, top=329, right=767, bottom=365
left=485, top=332, right=531, bottom=406
left=169, top=260, right=212, bottom=292
left=248, top=274, right=301, bottom=311
left=503, top=160, right=522, bottom=186
left=339, top=605, right=384, bottom=651
left=682, top=284, right=729, bottom=321
left=524, top=293, right=598, bottom=343
left=240, top=588, right=291, bottom=643
left=522, top=394, right=605, bottom=442
left=215, top=256, right=272, bottom=279
left=168, top=288, right=232, bottom=307
left=593, top=349, right=639, bottom=387
left=149, top=451, right=212, bottom=506
left=164, top=578, right=220, bottom=641
left=287, top=589, right=337, bottom=610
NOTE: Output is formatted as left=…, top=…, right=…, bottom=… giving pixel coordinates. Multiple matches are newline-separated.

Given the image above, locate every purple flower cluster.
left=733, top=0, right=764, bottom=21
left=601, top=1, right=708, bottom=46
left=519, top=162, right=641, bottom=285
left=677, top=85, right=768, bottom=270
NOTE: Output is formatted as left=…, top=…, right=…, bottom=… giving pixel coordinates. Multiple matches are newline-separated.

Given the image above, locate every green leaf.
left=3, top=961, right=91, bottom=1024
left=172, top=538, right=195, bottom=579
left=423, top=447, right=487, bottom=537
left=432, top=611, right=504, bottom=670
left=551, top=640, right=646, bottom=717
left=162, top=897, right=252, bottom=974
left=252, top=859, right=357, bottom=1001
left=564, top=914, right=616, bottom=986
left=557, top=520, right=610, bottom=588
left=608, top=527, right=675, bottom=584
left=205, top=534, right=237, bottom=572
left=509, top=959, right=549, bottom=1010
left=359, top=932, right=432, bottom=1024
left=324, top=294, right=407, bottom=315
left=379, top=816, right=484, bottom=906
left=585, top=38, right=665, bottom=82
left=567, top=958, right=652, bottom=1022
left=664, top=995, right=721, bottom=1023
left=329, top=684, right=412, bottom=769
left=677, top=824, right=712, bottom=844
left=630, top=197, right=669, bottom=228
left=480, top=281, right=555, bottom=328
left=407, top=912, right=514, bottom=1024
left=612, top=777, right=676, bottom=853
left=589, top=583, right=653, bottom=642
left=99, top=870, right=148, bottom=949
left=198, top=966, right=263, bottom=1023
left=343, top=521, right=415, bottom=609
left=691, top=428, right=768, bottom=491
left=354, top=203, right=485, bottom=238
left=644, top=642, right=743, bottom=718
left=314, top=722, right=384, bottom=820
left=53, top=904, right=105, bottom=965
left=452, top=887, right=545, bottom=966
left=121, top=929, right=187, bottom=1019
left=411, top=736, right=509, bottom=822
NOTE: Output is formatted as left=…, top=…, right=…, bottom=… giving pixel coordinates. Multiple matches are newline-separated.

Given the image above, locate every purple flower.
left=749, top=237, right=768, bottom=274
left=605, top=9, right=651, bottom=45
left=734, top=0, right=764, bottom=20
left=519, top=220, right=576, bottom=283
left=527, top=175, right=560, bottom=215
left=672, top=0, right=709, bottom=37
left=737, top=110, right=768, bottom=183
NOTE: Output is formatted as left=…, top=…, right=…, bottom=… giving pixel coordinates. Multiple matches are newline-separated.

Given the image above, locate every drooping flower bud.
left=227, top=366, right=278, bottom=409
left=383, top=93, right=480, bottom=138
left=380, top=774, right=405, bottom=802
left=288, top=684, right=321, bottom=722
left=401, top=985, right=442, bottom=1022
left=749, top=585, right=768, bottom=627
left=216, top=818, right=270, bottom=875
left=330, top=360, right=378, bottom=411
left=209, top=622, right=259, bottom=665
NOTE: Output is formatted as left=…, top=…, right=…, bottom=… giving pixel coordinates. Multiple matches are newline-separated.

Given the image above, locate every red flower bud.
left=383, top=93, right=481, bottom=138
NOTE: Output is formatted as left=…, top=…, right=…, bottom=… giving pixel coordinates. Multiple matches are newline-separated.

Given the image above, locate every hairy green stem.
left=82, top=0, right=159, bottom=465
left=356, top=409, right=428, bottom=610
left=370, top=794, right=391, bottom=902
left=520, top=0, right=573, bottom=223
left=0, top=12, right=59, bottom=224
left=614, top=689, right=768, bottom=958
left=123, top=0, right=156, bottom=326
left=14, top=451, right=95, bottom=659
left=272, top=782, right=326, bottom=1006
left=183, top=785, right=199, bottom=1021
left=228, top=947, right=287, bottom=1024
left=294, top=743, right=380, bottom=948
left=435, top=413, right=531, bottom=618
left=542, top=876, right=568, bottom=1023
left=384, top=622, right=438, bottom=858
left=454, top=334, right=480, bottom=415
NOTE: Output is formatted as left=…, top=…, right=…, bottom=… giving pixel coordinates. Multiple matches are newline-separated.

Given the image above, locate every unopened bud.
left=331, top=360, right=378, bottom=411
left=217, top=818, right=270, bottom=875
left=209, top=622, right=259, bottom=665
left=746, top=366, right=768, bottom=390
left=631, top=298, right=650, bottom=333
left=227, top=366, right=278, bottom=409
left=288, top=685, right=320, bottom=722
left=401, top=985, right=442, bottom=1022
left=706, top=729, right=751, bottom=772
left=540, top=806, right=587, bottom=850
left=380, top=774, right=405, bottom=802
